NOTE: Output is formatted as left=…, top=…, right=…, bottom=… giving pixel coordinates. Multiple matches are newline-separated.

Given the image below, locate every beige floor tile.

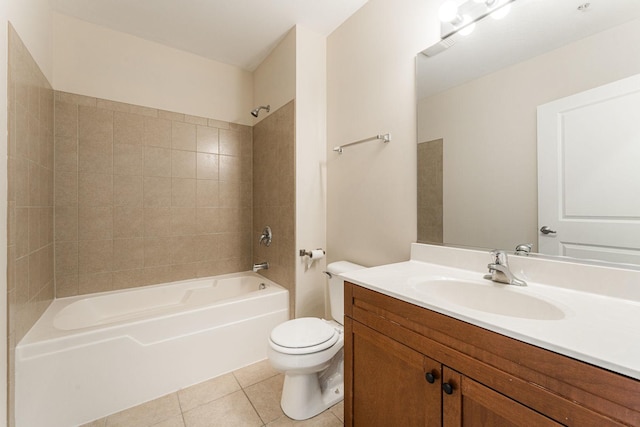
left=178, top=373, right=241, bottom=412
left=233, top=359, right=280, bottom=388
left=244, top=373, right=285, bottom=424
left=329, top=401, right=344, bottom=422
left=106, top=393, right=182, bottom=427
left=266, top=410, right=343, bottom=427
left=80, top=419, right=106, bottom=427
left=150, top=414, right=186, bottom=427
left=182, top=390, right=262, bottom=427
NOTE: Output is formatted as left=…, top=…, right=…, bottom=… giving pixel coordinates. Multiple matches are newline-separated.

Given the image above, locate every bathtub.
left=15, top=272, right=289, bottom=427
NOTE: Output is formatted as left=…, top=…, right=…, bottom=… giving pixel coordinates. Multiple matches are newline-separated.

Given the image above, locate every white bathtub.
left=15, top=272, right=289, bottom=427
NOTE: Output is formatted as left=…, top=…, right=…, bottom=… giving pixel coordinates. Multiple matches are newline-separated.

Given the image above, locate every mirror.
left=417, top=0, right=640, bottom=266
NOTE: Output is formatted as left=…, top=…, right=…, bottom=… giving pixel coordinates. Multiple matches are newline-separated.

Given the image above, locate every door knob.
left=540, top=226, right=557, bottom=235
left=425, top=372, right=436, bottom=384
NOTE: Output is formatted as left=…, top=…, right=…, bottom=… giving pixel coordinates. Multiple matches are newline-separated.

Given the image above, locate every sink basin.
left=410, top=279, right=565, bottom=320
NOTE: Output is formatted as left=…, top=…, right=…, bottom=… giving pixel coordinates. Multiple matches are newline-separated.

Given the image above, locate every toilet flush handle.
left=322, top=271, right=333, bottom=279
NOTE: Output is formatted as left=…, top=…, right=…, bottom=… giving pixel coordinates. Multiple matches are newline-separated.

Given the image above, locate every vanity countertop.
left=342, top=244, right=640, bottom=381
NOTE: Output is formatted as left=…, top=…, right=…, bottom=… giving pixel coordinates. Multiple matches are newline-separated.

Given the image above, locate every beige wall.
left=7, top=25, right=55, bottom=427
left=52, top=13, right=254, bottom=126
left=326, top=0, right=435, bottom=267
left=7, top=0, right=53, bottom=82
left=418, top=19, right=640, bottom=251
left=294, top=26, right=327, bottom=319
left=252, top=28, right=297, bottom=125
left=54, top=92, right=253, bottom=297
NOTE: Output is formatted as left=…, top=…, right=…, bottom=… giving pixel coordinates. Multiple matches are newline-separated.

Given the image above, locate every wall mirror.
left=417, top=0, right=640, bottom=267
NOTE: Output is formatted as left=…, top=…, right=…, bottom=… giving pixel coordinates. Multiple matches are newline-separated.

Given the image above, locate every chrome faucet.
left=252, top=262, right=269, bottom=272
left=484, top=250, right=527, bottom=286
left=258, top=226, right=272, bottom=247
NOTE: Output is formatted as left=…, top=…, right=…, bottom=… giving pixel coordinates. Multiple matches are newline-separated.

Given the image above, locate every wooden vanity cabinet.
left=344, top=282, right=640, bottom=427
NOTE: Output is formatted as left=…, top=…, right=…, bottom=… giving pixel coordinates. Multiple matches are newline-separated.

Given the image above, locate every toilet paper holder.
left=299, top=249, right=325, bottom=258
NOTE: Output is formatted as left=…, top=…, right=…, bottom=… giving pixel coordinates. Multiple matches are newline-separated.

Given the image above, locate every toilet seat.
left=270, top=318, right=339, bottom=355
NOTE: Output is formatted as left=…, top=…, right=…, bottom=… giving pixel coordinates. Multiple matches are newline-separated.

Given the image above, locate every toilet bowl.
left=267, top=261, right=365, bottom=421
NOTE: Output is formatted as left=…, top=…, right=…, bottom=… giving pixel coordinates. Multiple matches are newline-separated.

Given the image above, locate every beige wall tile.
left=114, top=175, right=143, bottom=207
left=143, top=266, right=173, bottom=286
left=196, top=180, right=219, bottom=207
left=54, top=101, right=78, bottom=138
left=159, top=110, right=184, bottom=122
left=78, top=106, right=113, bottom=145
left=171, top=207, right=197, bottom=236
left=114, top=143, right=143, bottom=176
left=50, top=91, right=257, bottom=298
left=112, top=268, right=146, bottom=290
left=219, top=155, right=241, bottom=182
left=113, top=205, right=144, bottom=238
left=144, top=117, right=172, bottom=148
left=196, top=208, right=220, bottom=234
left=79, top=272, right=113, bottom=294
left=113, top=238, right=144, bottom=271
left=55, top=241, right=78, bottom=276
left=144, top=207, right=171, bottom=237
left=208, top=118, right=230, bottom=129
left=15, top=208, right=29, bottom=259
left=78, top=206, right=113, bottom=240
left=196, top=153, right=218, bottom=180
left=14, top=156, right=29, bottom=207
left=114, top=111, right=144, bottom=145
left=219, top=129, right=243, bottom=157
left=144, top=176, right=172, bottom=207
left=78, top=140, right=113, bottom=174
left=184, top=114, right=208, bottom=126
left=55, top=274, right=79, bottom=297
left=171, top=235, right=196, bottom=264
left=144, top=237, right=173, bottom=267
left=171, top=122, right=196, bottom=151
left=171, top=150, right=196, bottom=178
left=196, top=125, right=218, bottom=154
left=144, top=146, right=172, bottom=177
left=171, top=178, right=196, bottom=207
left=78, top=173, right=113, bottom=207
left=78, top=240, right=113, bottom=274
left=55, top=136, right=77, bottom=172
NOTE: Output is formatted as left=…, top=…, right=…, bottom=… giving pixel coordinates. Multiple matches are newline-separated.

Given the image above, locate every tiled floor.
left=81, top=360, right=344, bottom=427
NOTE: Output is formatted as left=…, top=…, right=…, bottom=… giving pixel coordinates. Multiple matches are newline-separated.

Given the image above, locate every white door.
left=537, top=73, right=640, bottom=265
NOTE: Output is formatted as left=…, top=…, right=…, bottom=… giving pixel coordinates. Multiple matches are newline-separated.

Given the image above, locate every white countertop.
left=342, top=244, right=640, bottom=381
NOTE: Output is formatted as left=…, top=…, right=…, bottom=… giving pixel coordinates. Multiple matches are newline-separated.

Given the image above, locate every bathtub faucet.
left=253, top=262, right=269, bottom=272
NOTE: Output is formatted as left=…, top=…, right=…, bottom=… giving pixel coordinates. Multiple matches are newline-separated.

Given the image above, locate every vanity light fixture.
left=437, top=0, right=516, bottom=38
left=424, top=0, right=516, bottom=56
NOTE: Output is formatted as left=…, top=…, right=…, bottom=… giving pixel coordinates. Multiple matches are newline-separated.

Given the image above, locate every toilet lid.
left=270, top=318, right=337, bottom=350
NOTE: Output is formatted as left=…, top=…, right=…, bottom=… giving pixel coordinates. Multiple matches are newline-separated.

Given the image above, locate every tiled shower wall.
left=417, top=138, right=443, bottom=244
left=54, top=92, right=253, bottom=297
left=253, top=101, right=296, bottom=316
left=7, top=24, right=56, bottom=425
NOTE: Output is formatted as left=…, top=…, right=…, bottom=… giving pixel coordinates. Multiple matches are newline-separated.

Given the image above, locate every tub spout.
left=253, top=262, right=269, bottom=272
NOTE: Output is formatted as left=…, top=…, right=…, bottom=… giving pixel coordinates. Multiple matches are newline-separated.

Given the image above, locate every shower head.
left=251, top=105, right=270, bottom=118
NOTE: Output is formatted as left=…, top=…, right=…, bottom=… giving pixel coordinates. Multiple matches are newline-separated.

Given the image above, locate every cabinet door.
left=442, top=367, right=562, bottom=427
left=351, top=321, right=441, bottom=426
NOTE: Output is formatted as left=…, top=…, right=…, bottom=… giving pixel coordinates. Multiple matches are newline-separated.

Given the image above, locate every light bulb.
left=491, top=2, right=511, bottom=19
left=459, top=15, right=476, bottom=36
left=438, top=1, right=461, bottom=23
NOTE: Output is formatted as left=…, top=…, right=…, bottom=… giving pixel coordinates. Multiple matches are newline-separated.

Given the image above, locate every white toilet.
left=267, top=261, right=365, bottom=420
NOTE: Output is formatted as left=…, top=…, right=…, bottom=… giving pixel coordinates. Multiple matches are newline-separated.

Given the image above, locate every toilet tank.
left=326, top=261, right=366, bottom=324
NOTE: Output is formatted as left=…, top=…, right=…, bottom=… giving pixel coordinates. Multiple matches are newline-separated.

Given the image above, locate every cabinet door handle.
left=425, top=372, right=436, bottom=384
left=442, top=382, right=454, bottom=395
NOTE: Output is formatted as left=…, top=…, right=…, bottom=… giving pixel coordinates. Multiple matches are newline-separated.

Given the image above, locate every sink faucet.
left=252, top=262, right=269, bottom=272
left=484, top=250, right=527, bottom=286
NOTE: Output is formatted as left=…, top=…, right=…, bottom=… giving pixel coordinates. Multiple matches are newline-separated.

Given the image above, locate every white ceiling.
left=51, top=0, right=369, bottom=71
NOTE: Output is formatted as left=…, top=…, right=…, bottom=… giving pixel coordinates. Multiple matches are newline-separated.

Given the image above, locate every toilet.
left=267, top=261, right=365, bottom=420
